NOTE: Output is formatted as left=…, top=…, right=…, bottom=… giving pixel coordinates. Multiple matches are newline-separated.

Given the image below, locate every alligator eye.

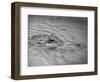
left=46, top=39, right=56, bottom=43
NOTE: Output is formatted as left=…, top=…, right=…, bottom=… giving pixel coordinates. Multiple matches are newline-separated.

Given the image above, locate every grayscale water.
left=28, top=15, right=88, bottom=66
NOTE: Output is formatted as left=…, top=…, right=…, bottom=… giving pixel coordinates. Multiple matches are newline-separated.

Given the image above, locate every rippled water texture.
left=28, top=15, right=88, bottom=66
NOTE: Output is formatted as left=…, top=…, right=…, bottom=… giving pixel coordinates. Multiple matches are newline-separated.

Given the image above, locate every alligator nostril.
left=75, top=43, right=81, bottom=47
left=75, top=43, right=86, bottom=49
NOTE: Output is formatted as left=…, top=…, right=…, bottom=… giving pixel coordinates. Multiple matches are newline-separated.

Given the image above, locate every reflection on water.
left=28, top=15, right=88, bottom=66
